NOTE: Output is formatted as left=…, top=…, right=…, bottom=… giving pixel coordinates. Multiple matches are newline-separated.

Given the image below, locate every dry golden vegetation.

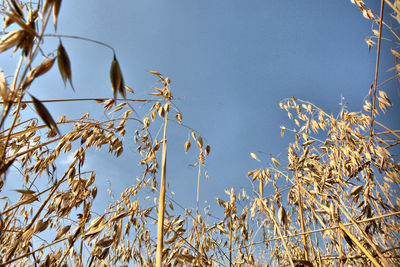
left=0, top=0, right=399, bottom=266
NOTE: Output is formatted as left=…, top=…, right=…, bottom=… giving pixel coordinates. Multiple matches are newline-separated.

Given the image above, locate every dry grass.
left=0, top=0, right=399, bottom=266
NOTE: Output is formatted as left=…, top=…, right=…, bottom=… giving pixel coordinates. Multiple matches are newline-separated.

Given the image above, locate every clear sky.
left=1, top=0, right=399, bottom=215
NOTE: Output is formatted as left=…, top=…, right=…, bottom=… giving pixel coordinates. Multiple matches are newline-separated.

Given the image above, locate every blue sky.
left=2, top=0, right=399, bottom=215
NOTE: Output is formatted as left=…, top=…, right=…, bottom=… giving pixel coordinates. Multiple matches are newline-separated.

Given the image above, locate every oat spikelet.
left=22, top=58, right=56, bottom=89
left=110, top=54, right=125, bottom=99
left=29, top=94, right=60, bottom=135
left=0, top=30, right=24, bottom=53
left=0, top=69, right=8, bottom=102
left=57, top=41, right=74, bottom=91
left=53, top=0, right=61, bottom=30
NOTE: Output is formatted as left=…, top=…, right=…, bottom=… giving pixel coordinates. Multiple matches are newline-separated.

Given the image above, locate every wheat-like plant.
left=0, top=0, right=399, bottom=266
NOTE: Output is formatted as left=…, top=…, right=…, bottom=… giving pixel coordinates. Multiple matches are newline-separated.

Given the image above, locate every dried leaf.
left=30, top=94, right=60, bottom=135
left=57, top=41, right=74, bottom=91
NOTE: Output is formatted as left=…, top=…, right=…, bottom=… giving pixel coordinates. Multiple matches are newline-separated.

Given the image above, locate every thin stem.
left=296, top=170, right=309, bottom=261
left=0, top=97, right=150, bottom=104
left=156, top=109, right=169, bottom=267
left=0, top=49, right=23, bottom=142
left=44, top=34, right=115, bottom=54
left=265, top=205, right=295, bottom=267
left=229, top=216, right=232, bottom=267
left=227, top=210, right=400, bottom=254
left=5, top=157, right=79, bottom=262
left=0, top=238, right=66, bottom=266
left=0, top=5, right=53, bottom=162
left=196, top=162, right=201, bottom=215
left=370, top=0, right=385, bottom=137
left=0, top=95, right=23, bottom=161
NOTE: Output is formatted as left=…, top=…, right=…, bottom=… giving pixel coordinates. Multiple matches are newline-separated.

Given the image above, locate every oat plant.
left=0, top=0, right=399, bottom=266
